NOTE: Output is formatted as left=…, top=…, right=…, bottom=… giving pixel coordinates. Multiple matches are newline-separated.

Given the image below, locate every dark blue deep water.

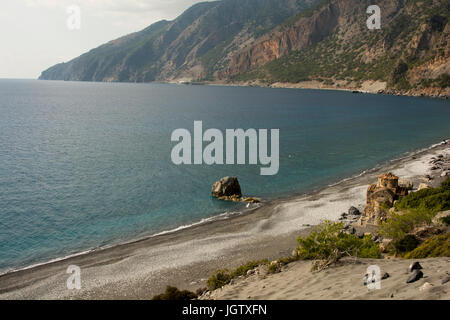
left=0, top=79, right=449, bottom=272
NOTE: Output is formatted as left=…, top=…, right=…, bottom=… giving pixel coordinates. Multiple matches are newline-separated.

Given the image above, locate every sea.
left=0, top=79, right=449, bottom=273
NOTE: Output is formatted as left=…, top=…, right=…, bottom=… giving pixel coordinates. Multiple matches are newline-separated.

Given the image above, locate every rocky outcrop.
left=411, top=225, right=443, bottom=241
left=418, top=183, right=431, bottom=191
left=211, top=177, right=242, bottom=199
left=39, top=0, right=316, bottom=82
left=360, top=173, right=408, bottom=226
left=348, top=206, right=361, bottom=216
left=224, top=0, right=342, bottom=76
left=406, top=269, right=423, bottom=283
left=38, top=0, right=449, bottom=98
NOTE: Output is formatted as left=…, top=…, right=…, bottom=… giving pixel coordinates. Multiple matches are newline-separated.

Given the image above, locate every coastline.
left=0, top=139, right=449, bottom=299
left=172, top=79, right=450, bottom=99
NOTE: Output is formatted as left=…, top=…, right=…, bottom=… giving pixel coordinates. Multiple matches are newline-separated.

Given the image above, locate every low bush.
left=395, top=177, right=450, bottom=214
left=393, top=234, right=421, bottom=253
left=404, top=233, right=450, bottom=259
left=439, top=215, right=450, bottom=226
left=152, top=286, right=197, bottom=300
left=296, top=221, right=381, bottom=270
left=267, top=256, right=299, bottom=274
left=206, top=259, right=268, bottom=290
left=230, top=260, right=267, bottom=278
left=380, top=178, right=450, bottom=240
left=267, top=263, right=280, bottom=274
left=379, top=208, right=434, bottom=240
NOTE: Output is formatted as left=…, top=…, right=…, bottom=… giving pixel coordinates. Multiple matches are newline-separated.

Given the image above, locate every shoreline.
left=170, top=80, right=450, bottom=99
left=1, top=138, right=446, bottom=277
left=0, top=139, right=449, bottom=299
left=35, top=78, right=449, bottom=99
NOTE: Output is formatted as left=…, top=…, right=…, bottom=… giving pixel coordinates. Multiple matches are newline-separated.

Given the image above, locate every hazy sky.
left=0, top=0, right=209, bottom=79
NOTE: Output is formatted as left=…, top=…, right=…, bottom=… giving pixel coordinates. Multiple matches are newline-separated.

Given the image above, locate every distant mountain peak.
left=39, top=0, right=449, bottom=97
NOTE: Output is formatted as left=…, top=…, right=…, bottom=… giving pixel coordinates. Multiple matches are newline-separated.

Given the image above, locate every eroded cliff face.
left=222, top=0, right=449, bottom=98
left=39, top=0, right=449, bottom=97
left=224, top=0, right=343, bottom=76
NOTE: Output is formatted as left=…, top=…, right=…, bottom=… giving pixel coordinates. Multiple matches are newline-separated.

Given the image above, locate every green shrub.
left=404, top=233, right=450, bottom=259
left=358, top=236, right=384, bottom=258
left=379, top=207, right=434, bottom=240
left=395, top=177, right=450, bottom=214
left=206, top=269, right=232, bottom=291
left=152, top=286, right=197, bottom=300
left=296, top=221, right=381, bottom=270
left=206, top=259, right=268, bottom=290
left=393, top=234, right=421, bottom=253
left=267, top=263, right=281, bottom=274
left=266, top=256, right=299, bottom=274
left=230, top=260, right=267, bottom=278
left=439, top=216, right=450, bottom=226
left=381, top=178, right=450, bottom=240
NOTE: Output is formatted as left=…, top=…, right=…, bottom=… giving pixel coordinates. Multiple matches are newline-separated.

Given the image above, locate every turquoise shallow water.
left=0, top=79, right=449, bottom=272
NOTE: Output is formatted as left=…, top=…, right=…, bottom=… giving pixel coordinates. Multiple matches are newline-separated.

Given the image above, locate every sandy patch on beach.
left=204, top=257, right=450, bottom=300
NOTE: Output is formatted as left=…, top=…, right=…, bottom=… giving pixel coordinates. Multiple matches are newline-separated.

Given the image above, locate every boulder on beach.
left=348, top=206, right=361, bottom=215
left=212, top=176, right=242, bottom=198
left=406, top=270, right=423, bottom=283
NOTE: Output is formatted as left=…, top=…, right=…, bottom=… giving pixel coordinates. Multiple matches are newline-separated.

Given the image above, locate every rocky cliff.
left=40, top=0, right=318, bottom=82
left=226, top=0, right=450, bottom=97
left=39, top=0, right=449, bottom=97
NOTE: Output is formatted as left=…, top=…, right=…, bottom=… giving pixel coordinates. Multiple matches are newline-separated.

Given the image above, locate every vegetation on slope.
left=380, top=177, right=450, bottom=240
left=404, top=233, right=450, bottom=258
left=296, top=221, right=381, bottom=270
left=231, top=0, right=449, bottom=95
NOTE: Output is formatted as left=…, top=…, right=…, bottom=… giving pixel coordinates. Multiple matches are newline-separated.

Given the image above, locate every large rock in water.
left=211, top=177, right=242, bottom=198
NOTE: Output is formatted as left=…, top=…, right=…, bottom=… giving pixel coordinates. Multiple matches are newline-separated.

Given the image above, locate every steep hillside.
left=226, top=0, right=450, bottom=97
left=39, top=0, right=318, bottom=82
left=39, top=0, right=449, bottom=97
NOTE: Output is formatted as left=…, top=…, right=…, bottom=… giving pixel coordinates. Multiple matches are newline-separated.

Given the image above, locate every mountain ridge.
left=39, top=0, right=450, bottom=98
